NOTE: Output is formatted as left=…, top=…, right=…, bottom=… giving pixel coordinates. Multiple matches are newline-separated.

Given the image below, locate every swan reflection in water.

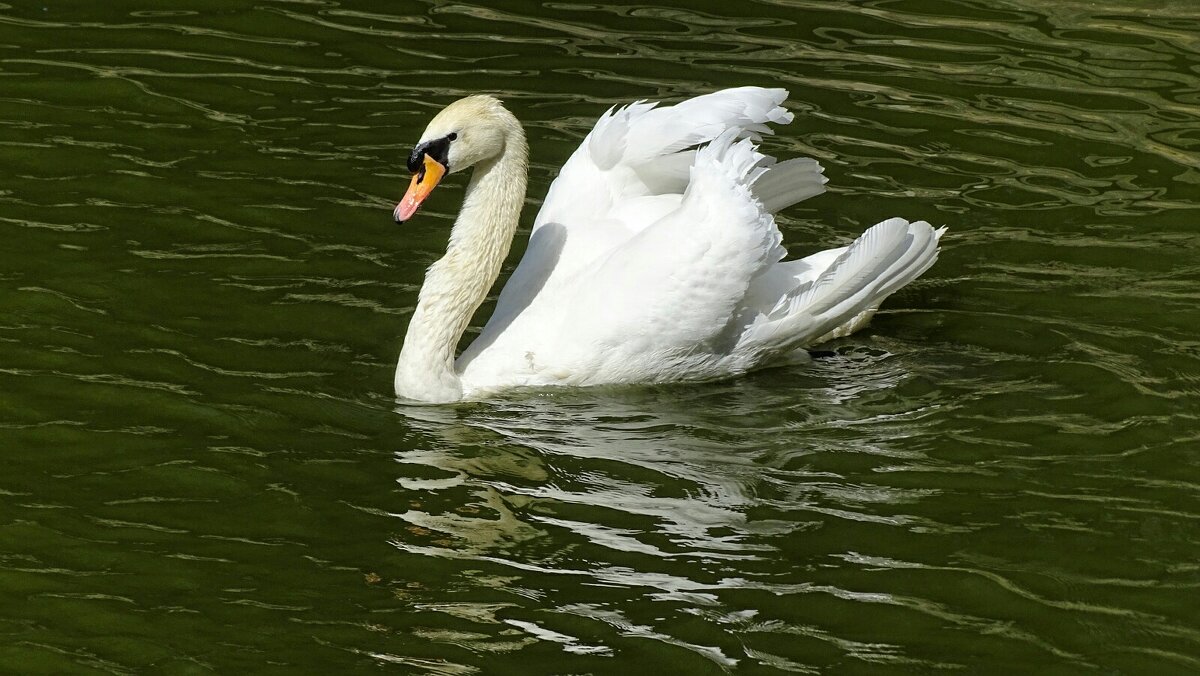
left=387, top=345, right=943, bottom=564
left=380, top=348, right=951, bottom=667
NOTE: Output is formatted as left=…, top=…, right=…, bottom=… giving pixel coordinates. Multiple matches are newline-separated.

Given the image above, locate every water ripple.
left=2, top=0, right=1199, bottom=673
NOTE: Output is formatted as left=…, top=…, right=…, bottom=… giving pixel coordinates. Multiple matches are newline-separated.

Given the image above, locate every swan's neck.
left=395, top=132, right=528, bottom=402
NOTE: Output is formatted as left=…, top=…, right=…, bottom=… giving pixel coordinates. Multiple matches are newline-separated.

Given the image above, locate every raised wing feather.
left=526, top=87, right=794, bottom=281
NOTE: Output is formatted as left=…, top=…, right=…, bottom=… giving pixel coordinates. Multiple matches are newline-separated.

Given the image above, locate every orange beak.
left=393, top=154, right=447, bottom=223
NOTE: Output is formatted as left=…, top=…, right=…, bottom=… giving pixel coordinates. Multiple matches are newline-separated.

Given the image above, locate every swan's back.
left=457, top=87, right=943, bottom=395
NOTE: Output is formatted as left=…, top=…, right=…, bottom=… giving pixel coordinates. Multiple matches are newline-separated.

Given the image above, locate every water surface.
left=2, top=0, right=1199, bottom=673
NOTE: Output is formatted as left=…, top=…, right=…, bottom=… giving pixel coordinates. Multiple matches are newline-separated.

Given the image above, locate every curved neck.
left=395, top=127, right=528, bottom=402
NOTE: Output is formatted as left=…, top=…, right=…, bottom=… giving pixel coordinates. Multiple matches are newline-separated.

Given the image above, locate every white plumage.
left=392, top=87, right=945, bottom=403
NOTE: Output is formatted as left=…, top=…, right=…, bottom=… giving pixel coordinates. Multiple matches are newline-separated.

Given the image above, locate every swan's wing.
left=486, top=87, right=800, bottom=318
left=537, top=86, right=794, bottom=238
left=463, top=88, right=828, bottom=375
left=548, top=130, right=785, bottom=376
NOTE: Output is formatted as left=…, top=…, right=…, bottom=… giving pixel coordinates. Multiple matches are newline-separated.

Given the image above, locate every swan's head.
left=394, top=95, right=518, bottom=223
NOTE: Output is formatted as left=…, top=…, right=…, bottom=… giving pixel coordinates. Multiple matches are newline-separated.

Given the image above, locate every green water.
left=2, top=0, right=1199, bottom=673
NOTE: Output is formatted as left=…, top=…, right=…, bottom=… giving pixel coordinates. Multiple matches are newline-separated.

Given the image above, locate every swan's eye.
left=447, top=132, right=458, bottom=141
left=409, top=135, right=452, bottom=173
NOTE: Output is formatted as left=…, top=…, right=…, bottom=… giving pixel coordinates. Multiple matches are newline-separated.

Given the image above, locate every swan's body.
left=393, top=88, right=945, bottom=403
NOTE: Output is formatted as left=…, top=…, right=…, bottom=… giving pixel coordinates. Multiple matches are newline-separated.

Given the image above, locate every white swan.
left=392, top=87, right=945, bottom=403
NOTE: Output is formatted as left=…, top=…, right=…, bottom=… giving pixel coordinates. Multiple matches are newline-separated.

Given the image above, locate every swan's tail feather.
left=739, top=218, right=945, bottom=356
left=752, top=157, right=827, bottom=213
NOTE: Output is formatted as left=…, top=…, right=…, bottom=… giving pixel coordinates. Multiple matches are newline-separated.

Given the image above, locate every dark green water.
left=2, top=0, right=1199, bottom=673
